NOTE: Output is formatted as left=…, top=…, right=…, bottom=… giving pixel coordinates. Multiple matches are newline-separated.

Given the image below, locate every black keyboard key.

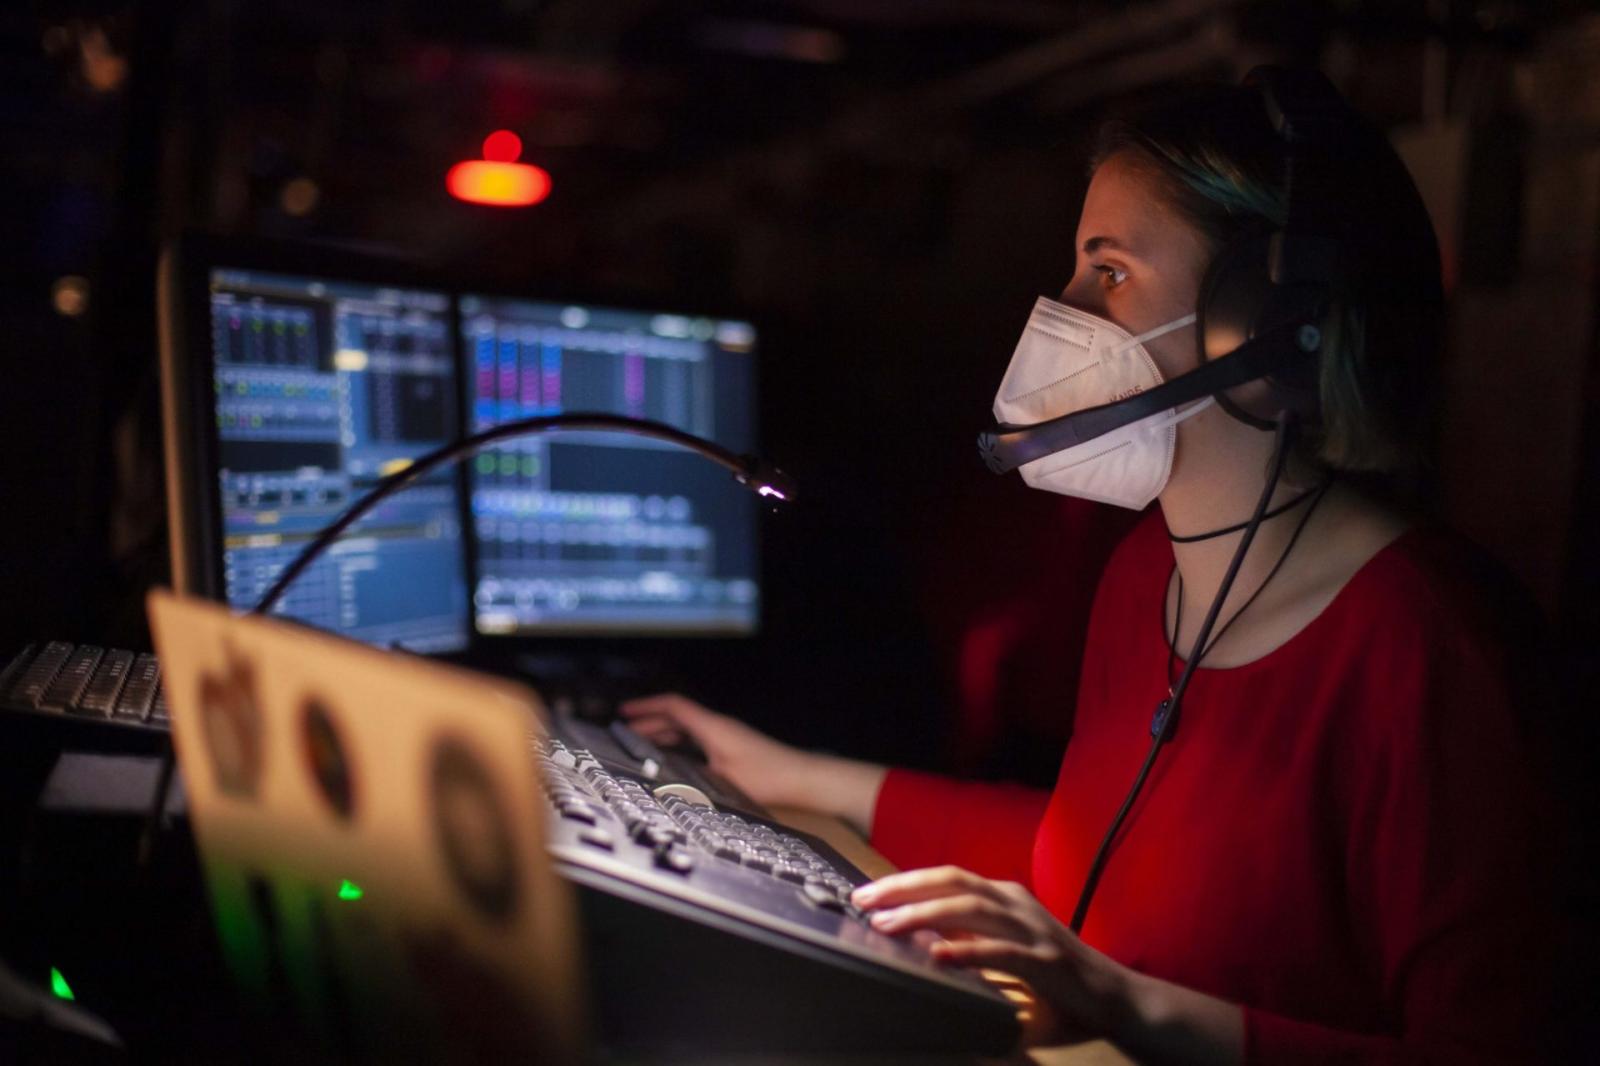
left=654, top=847, right=694, bottom=875
left=77, top=650, right=135, bottom=717
left=114, top=655, right=160, bottom=722
left=558, top=803, right=598, bottom=825
left=578, top=827, right=615, bottom=851
left=0, top=643, right=37, bottom=699
left=40, top=646, right=104, bottom=711
left=10, top=642, right=74, bottom=708
left=801, top=880, right=848, bottom=912
left=149, top=687, right=169, bottom=723
left=634, top=825, right=678, bottom=849
left=606, top=720, right=659, bottom=763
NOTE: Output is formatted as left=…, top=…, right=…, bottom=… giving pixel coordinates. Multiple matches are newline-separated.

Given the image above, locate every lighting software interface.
left=461, top=296, right=760, bottom=634
left=208, top=270, right=469, bottom=652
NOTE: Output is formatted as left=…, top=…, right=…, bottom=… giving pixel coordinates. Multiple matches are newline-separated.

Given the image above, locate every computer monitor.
left=159, top=238, right=471, bottom=653
left=459, top=295, right=760, bottom=637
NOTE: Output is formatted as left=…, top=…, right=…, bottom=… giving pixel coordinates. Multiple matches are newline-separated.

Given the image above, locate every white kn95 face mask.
left=991, top=297, right=1211, bottom=510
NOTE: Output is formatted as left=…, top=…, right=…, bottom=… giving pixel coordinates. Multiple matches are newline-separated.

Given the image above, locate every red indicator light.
left=447, top=130, right=550, bottom=207
left=482, top=129, right=522, bottom=163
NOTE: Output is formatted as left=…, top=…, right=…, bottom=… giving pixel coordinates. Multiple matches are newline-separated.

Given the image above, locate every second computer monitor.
left=460, top=295, right=760, bottom=636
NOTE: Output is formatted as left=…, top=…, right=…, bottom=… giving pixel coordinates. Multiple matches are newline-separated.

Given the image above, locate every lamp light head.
left=736, top=456, right=796, bottom=503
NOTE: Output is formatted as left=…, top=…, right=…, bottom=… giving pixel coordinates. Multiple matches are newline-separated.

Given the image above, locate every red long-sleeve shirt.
left=872, top=513, right=1555, bottom=1063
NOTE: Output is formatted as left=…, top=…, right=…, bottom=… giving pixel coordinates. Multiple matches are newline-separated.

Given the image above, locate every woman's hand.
left=617, top=693, right=822, bottom=809
left=618, top=694, right=889, bottom=834
left=850, top=866, right=1133, bottom=1043
left=851, top=866, right=1245, bottom=1062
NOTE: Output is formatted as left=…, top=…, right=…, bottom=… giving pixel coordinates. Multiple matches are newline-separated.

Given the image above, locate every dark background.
left=2, top=0, right=1597, bottom=787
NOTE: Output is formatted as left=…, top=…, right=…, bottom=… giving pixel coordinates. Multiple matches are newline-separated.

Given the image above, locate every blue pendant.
left=1150, top=697, right=1176, bottom=739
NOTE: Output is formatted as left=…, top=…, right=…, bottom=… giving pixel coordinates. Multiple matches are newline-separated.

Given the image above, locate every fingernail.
left=870, top=907, right=899, bottom=929
left=851, top=888, right=874, bottom=906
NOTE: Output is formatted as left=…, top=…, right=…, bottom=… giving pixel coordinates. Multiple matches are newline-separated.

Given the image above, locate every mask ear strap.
left=1140, top=395, right=1215, bottom=434
left=1116, top=311, right=1236, bottom=429
left=1116, top=312, right=1198, bottom=353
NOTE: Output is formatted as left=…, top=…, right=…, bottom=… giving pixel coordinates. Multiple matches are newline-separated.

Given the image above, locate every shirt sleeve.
left=1242, top=594, right=1558, bottom=1065
left=870, top=767, right=1050, bottom=885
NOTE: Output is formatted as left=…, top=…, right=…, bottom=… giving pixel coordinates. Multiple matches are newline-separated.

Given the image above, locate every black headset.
left=977, top=65, right=1350, bottom=473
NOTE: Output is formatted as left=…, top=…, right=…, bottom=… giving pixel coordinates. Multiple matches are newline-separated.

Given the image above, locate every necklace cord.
left=1068, top=411, right=1302, bottom=935
left=1167, top=477, right=1332, bottom=683
left=1166, top=480, right=1323, bottom=543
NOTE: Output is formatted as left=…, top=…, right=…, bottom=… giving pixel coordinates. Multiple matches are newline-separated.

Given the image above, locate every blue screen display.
left=208, top=269, right=469, bottom=652
left=460, top=296, right=760, bottom=635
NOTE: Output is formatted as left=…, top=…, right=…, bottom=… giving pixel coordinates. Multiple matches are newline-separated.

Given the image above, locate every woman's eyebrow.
left=1081, top=235, right=1127, bottom=254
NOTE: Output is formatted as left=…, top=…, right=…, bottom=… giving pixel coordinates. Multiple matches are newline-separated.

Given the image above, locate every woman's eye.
left=1095, top=264, right=1128, bottom=289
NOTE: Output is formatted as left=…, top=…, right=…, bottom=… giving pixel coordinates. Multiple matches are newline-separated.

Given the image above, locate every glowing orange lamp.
left=447, top=130, right=551, bottom=207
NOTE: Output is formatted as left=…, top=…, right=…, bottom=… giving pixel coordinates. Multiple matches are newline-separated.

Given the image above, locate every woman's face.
left=1059, top=150, right=1214, bottom=382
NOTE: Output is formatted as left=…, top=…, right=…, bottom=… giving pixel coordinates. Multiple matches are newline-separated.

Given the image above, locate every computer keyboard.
left=0, top=642, right=752, bottom=814
left=4, top=640, right=782, bottom=828
left=1, top=641, right=170, bottom=753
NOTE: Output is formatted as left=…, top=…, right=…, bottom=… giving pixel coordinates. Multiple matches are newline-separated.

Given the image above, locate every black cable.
left=136, top=412, right=795, bottom=873
left=1165, top=477, right=1332, bottom=682
left=1068, top=411, right=1301, bottom=935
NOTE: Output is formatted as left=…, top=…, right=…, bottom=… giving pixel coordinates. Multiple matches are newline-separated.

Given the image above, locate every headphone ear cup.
left=1198, top=233, right=1274, bottom=363
left=1197, top=233, right=1321, bottom=424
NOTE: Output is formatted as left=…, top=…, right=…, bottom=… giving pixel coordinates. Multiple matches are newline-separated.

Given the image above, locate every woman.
left=623, top=72, right=1553, bottom=1063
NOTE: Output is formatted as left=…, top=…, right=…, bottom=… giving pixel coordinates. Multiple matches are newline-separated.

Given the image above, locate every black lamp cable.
left=136, top=413, right=796, bottom=871
left=1068, top=410, right=1301, bottom=935
left=253, top=413, right=794, bottom=618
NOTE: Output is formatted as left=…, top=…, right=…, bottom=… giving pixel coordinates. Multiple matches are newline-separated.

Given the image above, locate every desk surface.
left=769, top=806, right=1134, bottom=1066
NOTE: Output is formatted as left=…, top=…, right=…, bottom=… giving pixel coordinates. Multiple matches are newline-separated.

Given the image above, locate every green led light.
left=338, top=879, right=364, bottom=901
left=50, top=967, right=74, bottom=1001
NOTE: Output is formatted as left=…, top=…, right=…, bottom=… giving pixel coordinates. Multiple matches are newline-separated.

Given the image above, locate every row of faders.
left=0, top=642, right=168, bottom=725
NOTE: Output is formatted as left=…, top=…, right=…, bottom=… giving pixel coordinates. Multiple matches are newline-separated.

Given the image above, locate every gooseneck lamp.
left=253, top=412, right=796, bottom=616
left=139, top=413, right=795, bottom=869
